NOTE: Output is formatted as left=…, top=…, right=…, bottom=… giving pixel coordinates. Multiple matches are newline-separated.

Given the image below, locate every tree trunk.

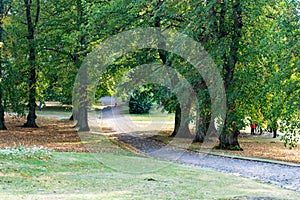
left=0, top=70, right=6, bottom=130
left=0, top=0, right=7, bottom=130
left=193, top=80, right=209, bottom=143
left=77, top=67, right=89, bottom=132
left=154, top=1, right=193, bottom=138
left=273, top=129, right=277, bottom=138
left=71, top=0, right=89, bottom=130
left=177, top=98, right=192, bottom=138
left=23, top=0, right=40, bottom=128
left=217, top=0, right=243, bottom=149
left=218, top=129, right=241, bottom=150
left=218, top=112, right=241, bottom=150
left=78, top=105, right=89, bottom=132
left=194, top=107, right=213, bottom=143
left=194, top=122, right=205, bottom=143
left=193, top=108, right=206, bottom=143
left=0, top=90, right=5, bottom=129
left=171, top=104, right=181, bottom=137
left=170, top=100, right=192, bottom=138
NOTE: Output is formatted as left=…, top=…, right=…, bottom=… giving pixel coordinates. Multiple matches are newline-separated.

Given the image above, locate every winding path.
left=92, top=106, right=300, bottom=193
left=112, top=132, right=300, bottom=193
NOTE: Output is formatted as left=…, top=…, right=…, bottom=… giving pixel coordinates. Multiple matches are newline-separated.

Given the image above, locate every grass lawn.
left=0, top=106, right=299, bottom=199
left=1, top=151, right=300, bottom=200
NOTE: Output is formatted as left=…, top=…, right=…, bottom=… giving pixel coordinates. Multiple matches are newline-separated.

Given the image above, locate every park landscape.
left=0, top=0, right=299, bottom=199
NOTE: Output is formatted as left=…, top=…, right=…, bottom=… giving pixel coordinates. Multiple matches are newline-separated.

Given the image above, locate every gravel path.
left=113, top=132, right=300, bottom=193
left=100, top=107, right=300, bottom=193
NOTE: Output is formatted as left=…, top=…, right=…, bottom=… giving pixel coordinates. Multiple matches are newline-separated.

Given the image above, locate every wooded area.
left=0, top=0, right=299, bottom=149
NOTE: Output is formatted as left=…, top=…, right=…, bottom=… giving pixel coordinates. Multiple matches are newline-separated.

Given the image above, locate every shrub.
left=129, top=87, right=153, bottom=114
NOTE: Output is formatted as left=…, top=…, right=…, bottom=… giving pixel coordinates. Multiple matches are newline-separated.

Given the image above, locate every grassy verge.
left=1, top=107, right=299, bottom=199
left=0, top=150, right=300, bottom=200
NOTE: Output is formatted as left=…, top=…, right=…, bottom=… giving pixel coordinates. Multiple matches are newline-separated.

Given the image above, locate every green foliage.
left=280, top=120, right=300, bottom=149
left=129, top=86, right=154, bottom=114
left=0, top=0, right=298, bottom=146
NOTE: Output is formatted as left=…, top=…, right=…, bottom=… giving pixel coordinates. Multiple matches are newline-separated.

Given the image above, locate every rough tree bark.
left=23, top=0, right=40, bottom=128
left=193, top=107, right=208, bottom=143
left=72, top=0, right=89, bottom=131
left=77, top=67, right=90, bottom=132
left=193, top=80, right=209, bottom=142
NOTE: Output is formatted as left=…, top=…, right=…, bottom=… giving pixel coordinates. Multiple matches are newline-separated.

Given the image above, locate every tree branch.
left=4, top=4, right=12, bottom=18
left=34, top=0, right=40, bottom=28
left=43, top=47, right=76, bottom=60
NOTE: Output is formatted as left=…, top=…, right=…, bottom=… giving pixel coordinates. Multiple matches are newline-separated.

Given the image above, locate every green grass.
left=2, top=107, right=298, bottom=199
left=1, top=151, right=300, bottom=200
left=122, top=105, right=175, bottom=121
left=36, top=109, right=72, bottom=118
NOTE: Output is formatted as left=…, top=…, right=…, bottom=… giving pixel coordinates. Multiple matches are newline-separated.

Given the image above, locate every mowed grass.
left=1, top=151, right=300, bottom=200
left=1, top=105, right=299, bottom=199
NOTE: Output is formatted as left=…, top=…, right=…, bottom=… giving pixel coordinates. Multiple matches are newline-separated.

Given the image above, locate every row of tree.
left=0, top=0, right=299, bottom=149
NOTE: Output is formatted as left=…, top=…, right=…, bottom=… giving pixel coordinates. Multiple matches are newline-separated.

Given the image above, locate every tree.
left=218, top=0, right=243, bottom=149
left=38, top=0, right=131, bottom=130
left=0, top=0, right=12, bottom=130
left=230, top=0, right=299, bottom=144
left=151, top=0, right=193, bottom=138
left=187, top=0, right=244, bottom=149
left=1, top=0, right=293, bottom=149
left=22, top=0, right=40, bottom=128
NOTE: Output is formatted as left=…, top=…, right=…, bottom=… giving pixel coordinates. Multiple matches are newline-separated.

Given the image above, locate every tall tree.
left=186, top=0, right=244, bottom=148
left=0, top=0, right=12, bottom=130
left=230, top=0, right=299, bottom=144
left=218, top=0, right=243, bottom=149
left=22, top=0, right=40, bottom=127
left=154, top=1, right=191, bottom=138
